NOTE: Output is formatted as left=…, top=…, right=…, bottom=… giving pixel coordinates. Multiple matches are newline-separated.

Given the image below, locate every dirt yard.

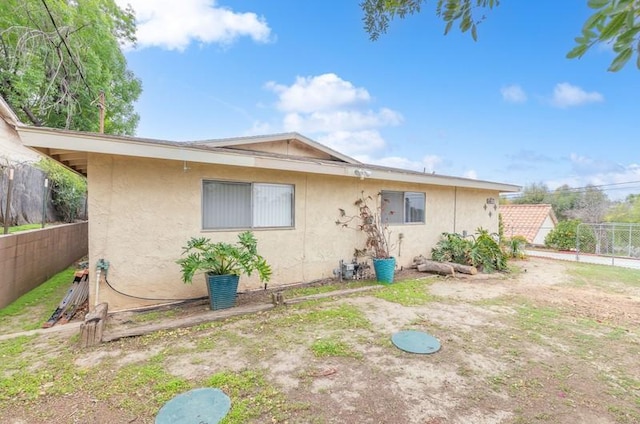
left=1, top=257, right=639, bottom=423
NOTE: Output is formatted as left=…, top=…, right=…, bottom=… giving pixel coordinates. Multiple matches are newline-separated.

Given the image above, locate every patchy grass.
left=270, top=304, right=372, bottom=331
left=310, top=337, right=363, bottom=359
left=374, top=277, right=438, bottom=306
left=282, top=280, right=372, bottom=298
left=0, top=267, right=77, bottom=332
left=6, top=224, right=43, bottom=234
left=131, top=309, right=177, bottom=323
left=205, top=370, right=310, bottom=423
left=567, top=262, right=640, bottom=291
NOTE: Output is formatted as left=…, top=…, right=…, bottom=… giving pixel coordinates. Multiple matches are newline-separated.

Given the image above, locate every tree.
left=548, top=184, right=581, bottom=221
left=511, top=182, right=550, bottom=205
left=361, top=0, right=640, bottom=72
left=567, top=185, right=609, bottom=223
left=605, top=193, right=640, bottom=222
left=0, top=0, right=142, bottom=134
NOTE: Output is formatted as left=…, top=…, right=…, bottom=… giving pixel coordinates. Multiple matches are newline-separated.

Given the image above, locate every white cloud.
left=265, top=73, right=371, bottom=113
left=260, top=73, right=463, bottom=176
left=500, top=84, right=527, bottom=103
left=282, top=109, right=402, bottom=133
left=551, top=83, right=603, bottom=108
left=546, top=156, right=640, bottom=200
left=355, top=154, right=443, bottom=174
left=317, top=130, right=386, bottom=156
left=116, top=0, right=272, bottom=51
left=463, top=169, right=478, bottom=179
left=265, top=73, right=404, bottom=159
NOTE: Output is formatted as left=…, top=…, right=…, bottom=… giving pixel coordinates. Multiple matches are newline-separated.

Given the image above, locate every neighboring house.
left=0, top=98, right=41, bottom=163
left=500, top=204, right=557, bottom=246
left=1, top=100, right=520, bottom=312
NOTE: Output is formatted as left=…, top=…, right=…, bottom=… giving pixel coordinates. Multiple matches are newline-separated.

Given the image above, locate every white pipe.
left=94, top=267, right=101, bottom=307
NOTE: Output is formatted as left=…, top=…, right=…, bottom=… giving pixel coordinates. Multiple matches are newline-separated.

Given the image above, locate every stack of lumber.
left=42, top=269, right=90, bottom=328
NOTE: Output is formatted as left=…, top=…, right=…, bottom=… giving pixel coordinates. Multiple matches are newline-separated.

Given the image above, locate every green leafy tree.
left=361, top=0, right=640, bottom=71
left=0, top=0, right=141, bottom=134
left=548, top=184, right=581, bottom=221
left=605, top=194, right=640, bottom=222
left=511, top=182, right=550, bottom=205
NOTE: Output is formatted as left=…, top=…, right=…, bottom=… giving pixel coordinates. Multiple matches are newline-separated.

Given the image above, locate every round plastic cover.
left=391, top=330, right=441, bottom=354
left=155, top=387, right=230, bottom=424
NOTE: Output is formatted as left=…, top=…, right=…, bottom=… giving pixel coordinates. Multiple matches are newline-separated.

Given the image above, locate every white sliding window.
left=203, top=180, right=293, bottom=229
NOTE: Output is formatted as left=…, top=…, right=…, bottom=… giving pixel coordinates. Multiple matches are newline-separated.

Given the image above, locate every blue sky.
left=114, top=0, right=639, bottom=200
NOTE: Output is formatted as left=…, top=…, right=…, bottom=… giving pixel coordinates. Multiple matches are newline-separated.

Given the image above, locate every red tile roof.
left=500, top=204, right=558, bottom=243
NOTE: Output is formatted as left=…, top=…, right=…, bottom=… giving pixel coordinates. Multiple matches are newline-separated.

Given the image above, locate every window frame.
left=202, top=179, right=295, bottom=230
left=381, top=190, right=426, bottom=225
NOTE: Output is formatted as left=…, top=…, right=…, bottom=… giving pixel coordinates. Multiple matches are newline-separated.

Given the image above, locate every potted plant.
left=336, top=191, right=396, bottom=283
left=176, top=231, right=272, bottom=310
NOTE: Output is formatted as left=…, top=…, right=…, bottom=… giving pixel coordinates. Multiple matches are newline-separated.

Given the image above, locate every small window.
left=381, top=191, right=425, bottom=224
left=203, top=181, right=294, bottom=229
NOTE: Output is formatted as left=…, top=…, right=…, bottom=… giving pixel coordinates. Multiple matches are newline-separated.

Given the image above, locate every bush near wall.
left=544, top=219, right=596, bottom=253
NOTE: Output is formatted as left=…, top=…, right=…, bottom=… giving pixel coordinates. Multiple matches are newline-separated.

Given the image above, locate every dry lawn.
left=0, top=257, right=639, bottom=423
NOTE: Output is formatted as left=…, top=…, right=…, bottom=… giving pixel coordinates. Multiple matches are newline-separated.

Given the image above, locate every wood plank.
left=102, top=303, right=275, bottom=342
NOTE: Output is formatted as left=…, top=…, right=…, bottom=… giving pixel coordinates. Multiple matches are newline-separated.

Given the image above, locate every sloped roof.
left=192, top=132, right=359, bottom=164
left=500, top=204, right=558, bottom=243
left=0, top=96, right=520, bottom=193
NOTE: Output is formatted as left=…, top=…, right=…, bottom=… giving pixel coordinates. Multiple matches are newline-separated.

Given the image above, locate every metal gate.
left=576, top=223, right=640, bottom=263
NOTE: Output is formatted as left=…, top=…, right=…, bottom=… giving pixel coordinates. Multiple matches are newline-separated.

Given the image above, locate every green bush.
left=431, top=228, right=508, bottom=273
left=504, top=235, right=528, bottom=259
left=544, top=220, right=596, bottom=253
left=36, top=159, right=86, bottom=222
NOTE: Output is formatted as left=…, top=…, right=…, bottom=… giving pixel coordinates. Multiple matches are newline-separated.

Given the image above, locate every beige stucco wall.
left=0, top=117, right=40, bottom=163
left=88, top=153, right=500, bottom=311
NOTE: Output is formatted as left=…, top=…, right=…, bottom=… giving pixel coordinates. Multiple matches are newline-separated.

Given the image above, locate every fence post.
left=41, top=178, right=48, bottom=228
left=576, top=223, right=580, bottom=262
left=3, top=168, right=13, bottom=235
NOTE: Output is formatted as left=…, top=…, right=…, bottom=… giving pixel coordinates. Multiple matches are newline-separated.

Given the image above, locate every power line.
left=40, top=0, right=93, bottom=98
left=502, top=180, right=640, bottom=199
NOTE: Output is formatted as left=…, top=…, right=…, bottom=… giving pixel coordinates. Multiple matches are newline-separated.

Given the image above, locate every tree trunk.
left=413, top=256, right=478, bottom=275
left=417, top=261, right=455, bottom=275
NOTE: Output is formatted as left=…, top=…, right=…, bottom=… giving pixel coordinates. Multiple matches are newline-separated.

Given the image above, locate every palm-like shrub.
left=431, top=228, right=507, bottom=273
left=177, top=231, right=272, bottom=284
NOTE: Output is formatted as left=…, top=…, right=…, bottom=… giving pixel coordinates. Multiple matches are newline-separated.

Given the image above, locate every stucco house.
left=500, top=204, right=557, bottom=246
left=2, top=100, right=520, bottom=312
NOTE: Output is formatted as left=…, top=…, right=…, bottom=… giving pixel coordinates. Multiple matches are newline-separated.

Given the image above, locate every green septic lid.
left=391, top=330, right=441, bottom=354
left=155, top=388, right=230, bottom=424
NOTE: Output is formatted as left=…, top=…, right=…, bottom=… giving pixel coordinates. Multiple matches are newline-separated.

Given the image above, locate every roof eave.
left=17, top=125, right=520, bottom=192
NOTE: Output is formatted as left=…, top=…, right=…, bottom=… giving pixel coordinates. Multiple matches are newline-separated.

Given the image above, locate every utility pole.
left=98, top=91, right=105, bottom=134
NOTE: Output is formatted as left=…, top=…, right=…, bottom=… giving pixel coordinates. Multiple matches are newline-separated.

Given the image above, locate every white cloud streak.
left=116, top=0, right=272, bottom=51
left=551, top=83, right=603, bottom=108
left=500, top=84, right=527, bottom=103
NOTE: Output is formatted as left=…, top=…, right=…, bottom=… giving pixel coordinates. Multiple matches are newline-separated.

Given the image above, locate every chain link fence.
left=577, top=223, right=640, bottom=260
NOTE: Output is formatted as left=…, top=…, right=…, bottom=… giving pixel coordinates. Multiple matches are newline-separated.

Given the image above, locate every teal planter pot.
left=206, top=274, right=240, bottom=310
left=373, top=257, right=396, bottom=284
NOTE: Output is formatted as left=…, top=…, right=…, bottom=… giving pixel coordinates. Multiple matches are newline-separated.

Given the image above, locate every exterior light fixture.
left=354, top=168, right=372, bottom=180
